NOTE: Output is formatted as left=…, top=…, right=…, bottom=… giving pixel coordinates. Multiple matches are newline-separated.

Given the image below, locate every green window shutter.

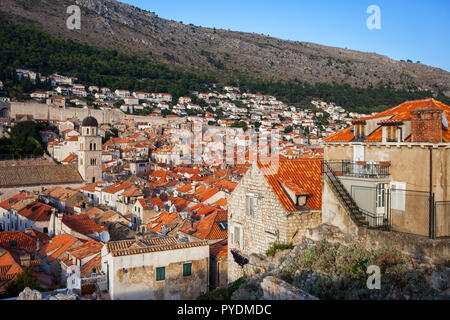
left=183, top=263, right=192, bottom=277
left=156, top=267, right=165, bottom=281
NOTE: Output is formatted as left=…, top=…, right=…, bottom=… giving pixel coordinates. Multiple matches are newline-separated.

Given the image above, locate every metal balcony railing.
left=324, top=160, right=390, bottom=179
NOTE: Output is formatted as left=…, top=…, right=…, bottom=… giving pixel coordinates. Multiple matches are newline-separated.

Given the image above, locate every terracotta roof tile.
left=324, top=99, right=450, bottom=143
left=0, top=192, right=29, bottom=210
left=257, top=159, right=322, bottom=211
left=0, top=231, right=37, bottom=254
left=210, top=239, right=227, bottom=259
left=38, top=234, right=80, bottom=262
left=105, top=236, right=209, bottom=257
left=62, top=214, right=108, bottom=236
left=181, top=210, right=228, bottom=240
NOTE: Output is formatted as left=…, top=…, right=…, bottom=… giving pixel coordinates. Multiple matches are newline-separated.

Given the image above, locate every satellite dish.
left=442, top=113, right=448, bottom=130
left=100, top=231, right=110, bottom=242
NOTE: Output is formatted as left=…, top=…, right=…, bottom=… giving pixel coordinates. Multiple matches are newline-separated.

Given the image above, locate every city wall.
left=10, top=102, right=185, bottom=126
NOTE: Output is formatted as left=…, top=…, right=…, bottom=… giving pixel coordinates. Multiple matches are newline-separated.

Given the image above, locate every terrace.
left=324, top=160, right=391, bottom=179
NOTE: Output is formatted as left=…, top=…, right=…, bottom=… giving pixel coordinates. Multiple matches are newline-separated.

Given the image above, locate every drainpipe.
left=429, top=147, right=434, bottom=239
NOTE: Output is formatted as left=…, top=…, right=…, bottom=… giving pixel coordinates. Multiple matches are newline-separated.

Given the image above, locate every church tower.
left=78, top=116, right=102, bottom=183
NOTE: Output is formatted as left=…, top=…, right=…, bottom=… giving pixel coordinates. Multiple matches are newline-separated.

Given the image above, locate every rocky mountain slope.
left=1, top=0, right=449, bottom=92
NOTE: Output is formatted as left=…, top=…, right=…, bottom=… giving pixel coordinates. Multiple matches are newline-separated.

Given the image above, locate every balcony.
left=324, top=160, right=391, bottom=179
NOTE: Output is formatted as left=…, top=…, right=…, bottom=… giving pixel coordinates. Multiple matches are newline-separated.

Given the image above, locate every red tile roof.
left=0, top=250, right=23, bottom=282
left=18, top=202, right=53, bottom=222
left=67, top=240, right=103, bottom=260
left=324, top=99, right=450, bottom=143
left=138, top=198, right=165, bottom=210
left=38, top=234, right=80, bottom=262
left=102, top=182, right=133, bottom=194
left=147, top=211, right=179, bottom=232
left=196, top=188, right=220, bottom=202
left=0, top=231, right=37, bottom=254
left=0, top=192, right=29, bottom=210
left=257, top=159, right=323, bottom=211
left=210, top=239, right=228, bottom=259
left=62, top=214, right=108, bottom=236
left=181, top=210, right=228, bottom=240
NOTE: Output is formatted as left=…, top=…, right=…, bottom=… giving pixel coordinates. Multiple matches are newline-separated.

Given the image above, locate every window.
left=387, top=126, right=397, bottom=142
left=246, top=195, right=259, bottom=218
left=156, top=267, right=165, bottom=281
left=390, top=182, right=406, bottom=211
left=376, top=184, right=386, bottom=208
left=217, top=221, right=227, bottom=231
left=232, top=226, right=243, bottom=249
left=183, top=263, right=192, bottom=277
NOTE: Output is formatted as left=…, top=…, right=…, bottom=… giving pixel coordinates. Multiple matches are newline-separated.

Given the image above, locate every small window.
left=217, top=221, right=228, bottom=231
left=246, top=195, right=258, bottom=218
left=183, top=263, right=192, bottom=277
left=156, top=267, right=165, bottom=281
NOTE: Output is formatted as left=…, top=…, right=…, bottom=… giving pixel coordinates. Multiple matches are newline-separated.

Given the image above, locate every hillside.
left=1, top=0, right=449, bottom=93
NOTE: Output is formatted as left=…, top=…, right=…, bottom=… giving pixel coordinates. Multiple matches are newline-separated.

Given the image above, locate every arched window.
left=86, top=128, right=90, bottom=135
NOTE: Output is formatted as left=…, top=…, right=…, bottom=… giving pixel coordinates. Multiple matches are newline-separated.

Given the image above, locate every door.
left=353, top=145, right=365, bottom=175
left=376, top=184, right=386, bottom=225
left=353, top=145, right=365, bottom=162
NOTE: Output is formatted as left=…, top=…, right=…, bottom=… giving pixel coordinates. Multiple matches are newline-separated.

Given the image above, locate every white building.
left=101, top=236, right=210, bottom=300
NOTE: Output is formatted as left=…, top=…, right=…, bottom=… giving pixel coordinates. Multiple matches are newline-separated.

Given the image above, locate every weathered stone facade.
left=227, top=162, right=321, bottom=283
left=10, top=102, right=185, bottom=127
left=101, top=238, right=210, bottom=300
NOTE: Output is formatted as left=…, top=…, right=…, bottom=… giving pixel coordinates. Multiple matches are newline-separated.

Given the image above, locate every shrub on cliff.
left=278, top=240, right=440, bottom=300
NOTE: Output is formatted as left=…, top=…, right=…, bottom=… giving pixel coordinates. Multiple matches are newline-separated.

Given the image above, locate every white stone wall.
left=227, top=163, right=321, bottom=283
left=102, top=245, right=209, bottom=300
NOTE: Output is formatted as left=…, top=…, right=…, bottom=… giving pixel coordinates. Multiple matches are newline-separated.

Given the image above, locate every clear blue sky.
left=122, top=0, right=450, bottom=72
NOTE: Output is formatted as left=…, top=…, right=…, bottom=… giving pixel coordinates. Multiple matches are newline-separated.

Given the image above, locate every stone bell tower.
left=78, top=116, right=102, bottom=183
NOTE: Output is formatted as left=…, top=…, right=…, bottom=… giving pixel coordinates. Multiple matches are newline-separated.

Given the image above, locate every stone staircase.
left=323, top=162, right=370, bottom=228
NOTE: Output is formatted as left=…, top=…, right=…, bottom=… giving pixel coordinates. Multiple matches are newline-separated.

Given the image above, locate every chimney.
left=188, top=220, right=196, bottom=235
left=411, top=108, right=443, bottom=143
left=20, top=254, right=31, bottom=267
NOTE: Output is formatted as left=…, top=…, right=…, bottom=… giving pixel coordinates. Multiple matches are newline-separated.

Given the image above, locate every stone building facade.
left=78, top=116, right=103, bottom=184
left=101, top=236, right=210, bottom=300
left=227, top=160, right=322, bottom=283
left=322, top=99, right=450, bottom=237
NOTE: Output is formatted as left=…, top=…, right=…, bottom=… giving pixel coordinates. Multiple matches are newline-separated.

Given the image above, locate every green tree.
left=231, top=121, right=248, bottom=132
left=284, top=126, right=293, bottom=134
left=4, top=267, right=42, bottom=298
